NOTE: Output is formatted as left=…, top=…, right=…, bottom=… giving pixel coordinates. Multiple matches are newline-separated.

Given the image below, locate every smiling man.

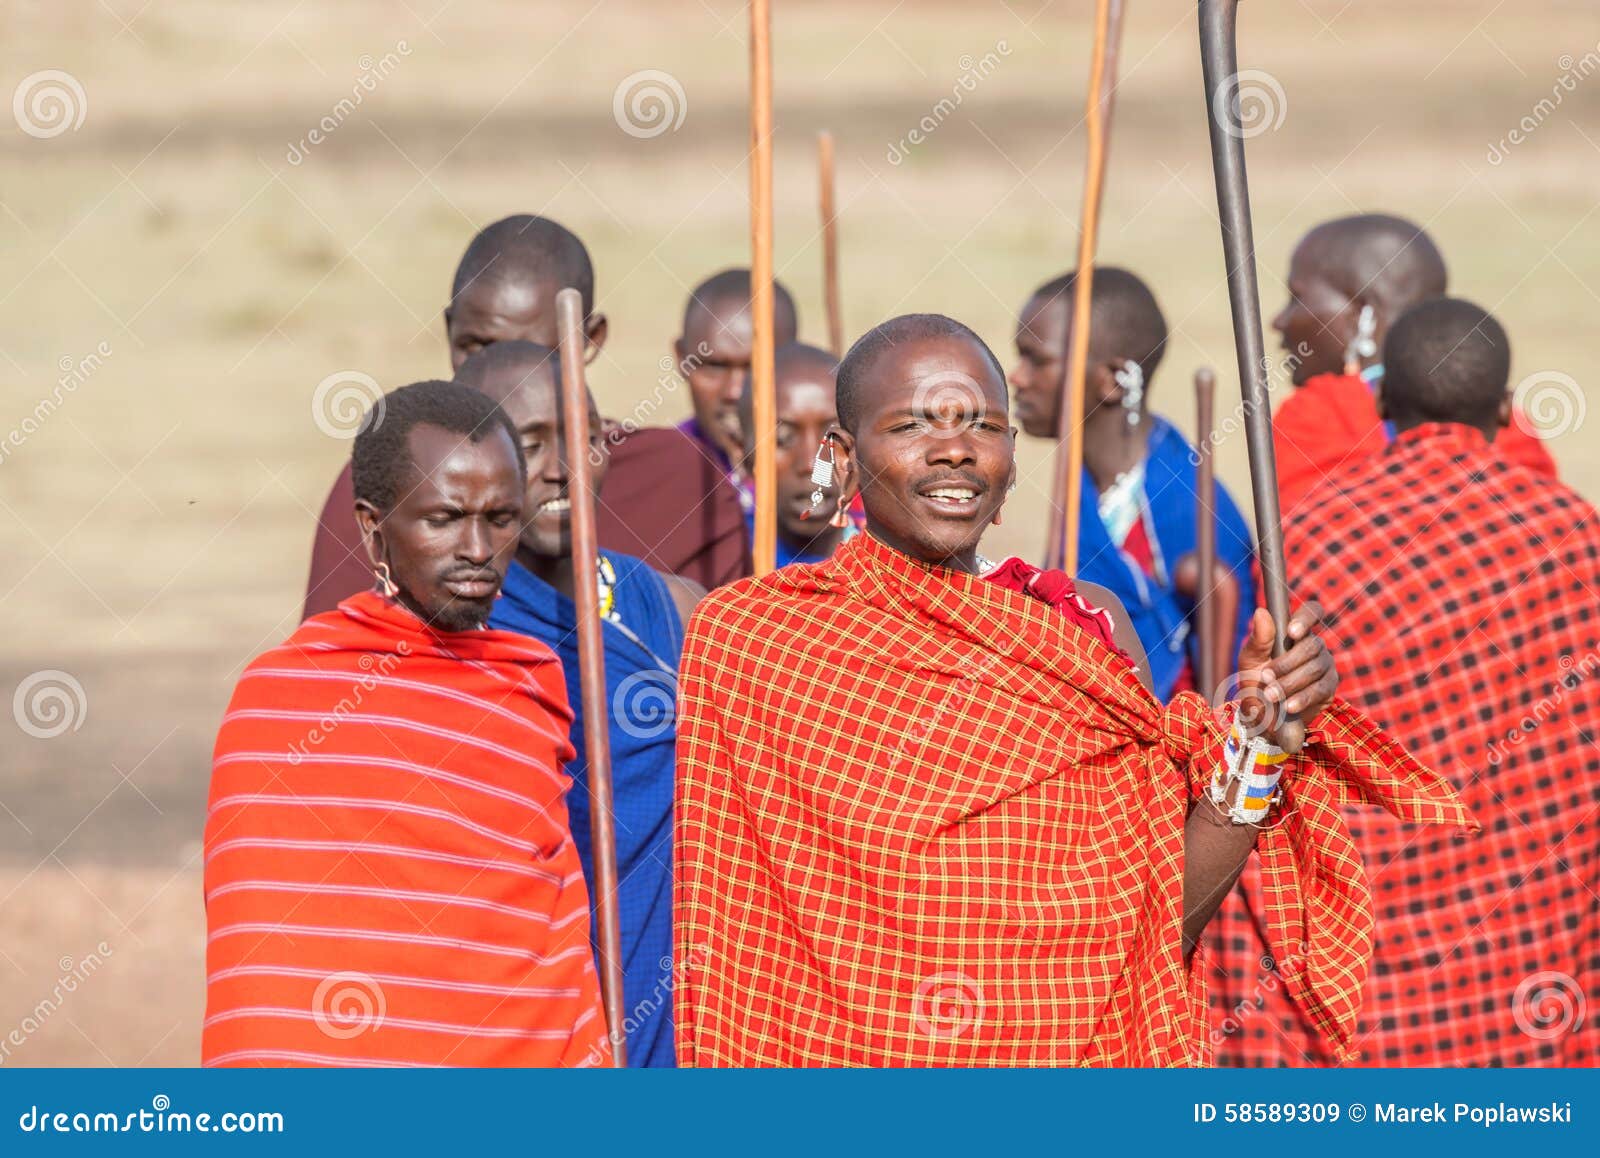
left=450, top=341, right=700, bottom=1067
left=673, top=313, right=1472, bottom=1067
left=205, top=380, right=607, bottom=1067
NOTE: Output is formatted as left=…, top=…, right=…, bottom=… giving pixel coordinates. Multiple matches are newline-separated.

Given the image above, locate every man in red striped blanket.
left=205, top=380, right=607, bottom=1067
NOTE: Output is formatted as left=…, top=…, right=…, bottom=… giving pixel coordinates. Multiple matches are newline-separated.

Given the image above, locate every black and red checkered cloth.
left=1210, top=422, right=1600, bottom=1066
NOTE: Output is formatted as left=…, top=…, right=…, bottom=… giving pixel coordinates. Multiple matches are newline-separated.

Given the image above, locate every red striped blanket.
left=203, top=590, right=607, bottom=1067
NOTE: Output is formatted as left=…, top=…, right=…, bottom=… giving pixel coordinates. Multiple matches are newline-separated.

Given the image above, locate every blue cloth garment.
left=489, top=551, right=684, bottom=1067
left=1073, top=416, right=1258, bottom=702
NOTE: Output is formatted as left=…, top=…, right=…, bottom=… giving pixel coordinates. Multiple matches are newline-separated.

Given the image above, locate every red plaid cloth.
left=1275, top=373, right=1558, bottom=518
left=674, top=532, right=1471, bottom=1066
left=1210, top=423, right=1599, bottom=1066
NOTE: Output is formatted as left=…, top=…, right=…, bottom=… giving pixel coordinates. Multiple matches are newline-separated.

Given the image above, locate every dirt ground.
left=2, top=0, right=1596, bottom=1065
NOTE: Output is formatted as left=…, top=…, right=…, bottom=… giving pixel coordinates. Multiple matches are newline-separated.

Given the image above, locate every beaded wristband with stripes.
left=1207, top=708, right=1288, bottom=825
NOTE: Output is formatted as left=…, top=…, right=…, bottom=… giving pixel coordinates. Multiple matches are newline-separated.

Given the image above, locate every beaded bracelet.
left=1208, top=708, right=1288, bottom=825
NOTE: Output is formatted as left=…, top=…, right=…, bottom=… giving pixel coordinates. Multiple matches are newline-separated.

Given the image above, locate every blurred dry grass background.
left=1, top=0, right=1595, bottom=1064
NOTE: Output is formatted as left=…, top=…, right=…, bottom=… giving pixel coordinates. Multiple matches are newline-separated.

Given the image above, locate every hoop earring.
left=1343, top=304, right=1377, bottom=375
left=374, top=560, right=399, bottom=599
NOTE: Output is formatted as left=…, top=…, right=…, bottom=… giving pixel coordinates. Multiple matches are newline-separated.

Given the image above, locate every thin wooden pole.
left=1199, top=0, right=1305, bottom=752
left=1194, top=366, right=1219, bottom=695
left=818, top=129, right=844, bottom=358
left=1049, top=0, right=1127, bottom=574
left=555, top=287, right=628, bottom=1065
left=749, top=0, right=778, bottom=576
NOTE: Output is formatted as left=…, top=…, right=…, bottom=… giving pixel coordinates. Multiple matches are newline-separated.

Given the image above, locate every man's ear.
left=354, top=500, right=385, bottom=570
left=584, top=312, right=609, bottom=364
left=1089, top=361, right=1121, bottom=403
left=442, top=307, right=454, bottom=346
left=1497, top=391, right=1513, bottom=429
left=830, top=427, right=859, bottom=503
left=1373, top=379, right=1388, bottom=422
left=672, top=337, right=688, bottom=374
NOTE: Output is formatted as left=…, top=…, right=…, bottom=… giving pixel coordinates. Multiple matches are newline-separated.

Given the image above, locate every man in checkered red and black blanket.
left=1210, top=297, right=1599, bottom=1067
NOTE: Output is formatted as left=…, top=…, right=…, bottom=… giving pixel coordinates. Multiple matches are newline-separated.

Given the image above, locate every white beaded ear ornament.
left=1344, top=304, right=1378, bottom=374
left=1115, top=361, right=1144, bottom=427
left=801, top=436, right=837, bottom=522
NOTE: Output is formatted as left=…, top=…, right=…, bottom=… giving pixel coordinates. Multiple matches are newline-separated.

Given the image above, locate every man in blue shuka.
left=1009, top=267, right=1258, bottom=701
left=458, top=340, right=702, bottom=1068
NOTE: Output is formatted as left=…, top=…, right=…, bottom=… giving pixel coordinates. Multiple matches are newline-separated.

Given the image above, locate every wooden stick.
left=818, top=130, right=844, bottom=358
left=1194, top=366, right=1219, bottom=695
left=1198, top=0, right=1305, bottom=752
left=555, top=287, right=628, bottom=1065
left=750, top=0, right=778, bottom=577
left=1048, top=0, right=1128, bottom=574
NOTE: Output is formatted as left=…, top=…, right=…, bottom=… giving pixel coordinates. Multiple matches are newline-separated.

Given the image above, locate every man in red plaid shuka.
left=1210, top=299, right=1598, bottom=1067
left=674, top=314, right=1472, bottom=1067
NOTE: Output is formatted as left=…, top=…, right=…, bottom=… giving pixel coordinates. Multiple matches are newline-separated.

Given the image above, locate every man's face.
left=770, top=371, right=839, bottom=546
left=446, top=277, right=557, bottom=371
left=1009, top=292, right=1067, bottom=438
left=676, top=295, right=798, bottom=464
left=488, top=368, right=610, bottom=561
left=678, top=300, right=756, bottom=462
left=370, top=423, right=525, bottom=631
left=1273, top=240, right=1355, bottom=385
left=843, top=334, right=1014, bottom=567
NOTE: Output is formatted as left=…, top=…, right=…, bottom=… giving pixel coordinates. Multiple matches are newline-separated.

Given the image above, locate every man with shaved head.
left=303, top=216, right=748, bottom=617
left=451, top=341, right=699, bottom=1068
left=673, top=312, right=1470, bottom=1067
left=673, top=268, right=800, bottom=508
left=1272, top=212, right=1555, bottom=513
left=736, top=342, right=855, bottom=566
left=1010, top=267, right=1257, bottom=700
left=1211, top=299, right=1600, bottom=1067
